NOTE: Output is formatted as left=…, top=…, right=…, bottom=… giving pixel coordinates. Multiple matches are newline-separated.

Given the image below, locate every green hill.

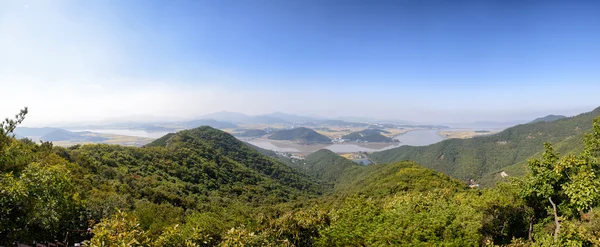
left=331, top=161, right=468, bottom=197
left=370, top=106, right=600, bottom=185
left=142, top=126, right=322, bottom=196
left=295, top=149, right=359, bottom=184
left=342, top=129, right=396, bottom=142
left=268, top=127, right=331, bottom=144
left=7, top=108, right=600, bottom=246
left=235, top=129, right=267, bottom=137
left=530, top=114, right=566, bottom=123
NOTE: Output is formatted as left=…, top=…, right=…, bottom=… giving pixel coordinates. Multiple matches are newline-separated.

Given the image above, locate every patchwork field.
left=52, top=132, right=154, bottom=147
left=437, top=130, right=497, bottom=139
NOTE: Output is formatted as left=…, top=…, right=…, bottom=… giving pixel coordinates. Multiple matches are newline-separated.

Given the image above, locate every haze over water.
left=246, top=129, right=445, bottom=154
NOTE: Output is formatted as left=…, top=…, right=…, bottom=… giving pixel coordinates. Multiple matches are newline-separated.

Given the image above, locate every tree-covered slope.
left=370, top=106, right=600, bottom=184
left=235, top=129, right=267, bottom=137
left=530, top=114, right=566, bottom=123
left=268, top=127, right=331, bottom=144
left=10, top=108, right=600, bottom=246
left=295, top=149, right=359, bottom=184
left=332, top=161, right=467, bottom=195
left=142, top=126, right=322, bottom=196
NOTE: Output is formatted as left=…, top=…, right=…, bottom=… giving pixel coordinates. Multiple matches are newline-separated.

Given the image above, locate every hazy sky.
left=1, top=0, right=599, bottom=126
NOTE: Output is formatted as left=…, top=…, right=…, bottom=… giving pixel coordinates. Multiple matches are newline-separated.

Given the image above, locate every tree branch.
left=548, top=196, right=560, bottom=242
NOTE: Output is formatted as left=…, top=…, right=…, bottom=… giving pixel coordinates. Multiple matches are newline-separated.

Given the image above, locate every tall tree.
left=521, top=117, right=600, bottom=243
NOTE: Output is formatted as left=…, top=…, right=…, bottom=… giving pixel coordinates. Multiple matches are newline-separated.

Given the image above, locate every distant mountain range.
left=199, top=111, right=290, bottom=124
left=179, top=119, right=237, bottom=129
left=199, top=112, right=423, bottom=127
left=52, top=111, right=458, bottom=132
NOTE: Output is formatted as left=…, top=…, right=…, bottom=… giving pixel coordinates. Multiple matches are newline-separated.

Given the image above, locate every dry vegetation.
left=437, top=130, right=497, bottom=139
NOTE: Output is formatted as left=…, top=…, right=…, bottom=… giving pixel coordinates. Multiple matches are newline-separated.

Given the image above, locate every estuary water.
left=75, top=128, right=446, bottom=154
left=393, top=129, right=444, bottom=146
left=246, top=129, right=445, bottom=153
left=68, top=129, right=174, bottom=139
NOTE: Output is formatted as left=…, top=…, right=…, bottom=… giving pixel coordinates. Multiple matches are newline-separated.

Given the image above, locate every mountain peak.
left=530, top=114, right=566, bottom=123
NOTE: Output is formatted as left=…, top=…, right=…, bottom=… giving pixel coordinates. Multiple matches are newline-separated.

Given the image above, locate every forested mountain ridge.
left=530, top=114, right=566, bottom=123
left=294, top=149, right=359, bottom=184
left=1, top=116, right=323, bottom=244
left=142, top=126, right=322, bottom=193
left=371, top=106, right=600, bottom=185
left=6, top=108, right=600, bottom=246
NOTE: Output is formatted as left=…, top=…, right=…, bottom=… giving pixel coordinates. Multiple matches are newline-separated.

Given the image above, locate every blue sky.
left=1, top=0, right=600, bottom=125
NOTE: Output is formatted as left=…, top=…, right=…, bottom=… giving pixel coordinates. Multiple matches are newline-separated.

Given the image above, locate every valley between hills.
left=5, top=107, right=600, bottom=246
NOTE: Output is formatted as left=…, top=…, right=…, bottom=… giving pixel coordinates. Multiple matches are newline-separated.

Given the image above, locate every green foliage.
left=132, top=200, right=184, bottom=236
left=317, top=192, right=482, bottom=246
left=295, top=149, right=358, bottom=184
left=0, top=107, right=27, bottom=151
left=7, top=108, right=600, bottom=246
left=0, top=162, right=83, bottom=243
left=0, top=109, right=85, bottom=243
left=153, top=224, right=211, bottom=247
left=84, top=210, right=148, bottom=247
left=371, top=107, right=600, bottom=185
left=530, top=115, right=566, bottom=124
left=260, top=208, right=330, bottom=246
left=475, top=183, right=529, bottom=245
left=236, top=129, right=267, bottom=137
left=219, top=227, right=273, bottom=247
left=517, top=116, right=600, bottom=244
left=268, top=127, right=331, bottom=144
left=332, top=161, right=467, bottom=197
left=65, top=127, right=321, bottom=215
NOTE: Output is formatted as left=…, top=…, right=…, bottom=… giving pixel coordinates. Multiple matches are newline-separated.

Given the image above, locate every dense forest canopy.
left=3, top=107, right=600, bottom=246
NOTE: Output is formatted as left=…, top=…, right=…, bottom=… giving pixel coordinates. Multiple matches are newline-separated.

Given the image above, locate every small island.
left=341, top=129, right=398, bottom=143
left=268, top=127, right=332, bottom=144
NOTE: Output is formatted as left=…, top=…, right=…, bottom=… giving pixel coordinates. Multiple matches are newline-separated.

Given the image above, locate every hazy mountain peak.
left=530, top=114, right=567, bottom=123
